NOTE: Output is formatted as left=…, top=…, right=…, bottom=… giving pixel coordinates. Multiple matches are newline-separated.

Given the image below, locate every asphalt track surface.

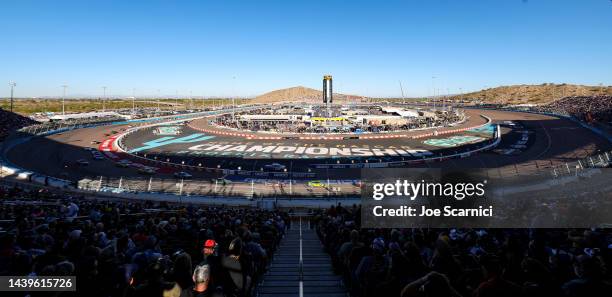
left=6, top=109, right=611, bottom=185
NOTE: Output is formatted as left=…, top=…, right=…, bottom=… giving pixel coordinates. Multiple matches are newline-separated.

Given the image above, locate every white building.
left=380, top=107, right=420, bottom=118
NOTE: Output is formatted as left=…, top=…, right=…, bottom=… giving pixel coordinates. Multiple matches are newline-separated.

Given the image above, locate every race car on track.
left=174, top=171, right=193, bottom=179
left=138, top=167, right=157, bottom=175
left=307, top=180, right=326, bottom=187
left=91, top=150, right=105, bottom=160
left=215, top=178, right=232, bottom=185
left=116, top=159, right=132, bottom=168
left=263, top=163, right=287, bottom=171
left=76, top=159, right=89, bottom=166
left=493, top=149, right=522, bottom=156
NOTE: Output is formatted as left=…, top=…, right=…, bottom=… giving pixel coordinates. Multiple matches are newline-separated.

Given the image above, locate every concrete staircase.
left=257, top=218, right=347, bottom=297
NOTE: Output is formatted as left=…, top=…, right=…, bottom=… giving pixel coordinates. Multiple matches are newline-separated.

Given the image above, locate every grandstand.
left=317, top=205, right=612, bottom=297
left=0, top=183, right=290, bottom=296
left=0, top=108, right=38, bottom=141
left=540, top=95, right=612, bottom=123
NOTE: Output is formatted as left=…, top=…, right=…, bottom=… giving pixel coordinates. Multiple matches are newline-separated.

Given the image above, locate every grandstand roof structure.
left=48, top=111, right=129, bottom=121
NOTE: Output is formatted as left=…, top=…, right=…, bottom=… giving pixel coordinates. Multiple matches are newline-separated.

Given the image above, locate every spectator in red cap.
left=193, top=239, right=221, bottom=296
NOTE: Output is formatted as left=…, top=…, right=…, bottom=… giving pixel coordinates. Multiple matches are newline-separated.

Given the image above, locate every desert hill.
left=460, top=83, right=612, bottom=105
left=254, top=84, right=612, bottom=105
left=252, top=86, right=364, bottom=104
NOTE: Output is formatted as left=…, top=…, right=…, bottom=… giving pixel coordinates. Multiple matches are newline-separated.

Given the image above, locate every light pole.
left=61, top=85, right=68, bottom=115
left=132, top=88, right=136, bottom=114
left=483, top=85, right=488, bottom=103
left=9, top=82, right=16, bottom=112
left=551, top=84, right=555, bottom=101
left=562, top=84, right=566, bottom=99
left=431, top=76, right=437, bottom=110
left=157, top=89, right=161, bottom=111
left=445, top=88, right=449, bottom=109
left=102, top=86, right=107, bottom=112
left=232, top=76, right=236, bottom=122
left=398, top=80, right=405, bottom=105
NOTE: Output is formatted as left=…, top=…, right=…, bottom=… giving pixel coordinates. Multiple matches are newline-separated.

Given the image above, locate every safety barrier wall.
left=77, top=175, right=360, bottom=200
left=0, top=175, right=358, bottom=209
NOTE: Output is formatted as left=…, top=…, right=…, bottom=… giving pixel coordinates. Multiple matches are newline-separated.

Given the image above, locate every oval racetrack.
left=6, top=109, right=611, bottom=183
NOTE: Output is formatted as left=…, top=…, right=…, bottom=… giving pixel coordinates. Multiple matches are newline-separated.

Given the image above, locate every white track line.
left=534, top=121, right=553, bottom=160
left=299, top=216, right=304, bottom=297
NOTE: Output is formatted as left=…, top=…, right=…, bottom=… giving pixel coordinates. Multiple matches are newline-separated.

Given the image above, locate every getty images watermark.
left=361, top=168, right=612, bottom=228
left=371, top=179, right=491, bottom=218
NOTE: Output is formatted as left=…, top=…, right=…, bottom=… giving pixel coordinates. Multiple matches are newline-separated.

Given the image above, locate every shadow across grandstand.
left=0, top=107, right=38, bottom=141
left=0, top=182, right=291, bottom=296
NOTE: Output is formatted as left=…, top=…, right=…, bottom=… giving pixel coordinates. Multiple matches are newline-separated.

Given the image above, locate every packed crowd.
left=0, top=185, right=288, bottom=297
left=0, top=108, right=38, bottom=141
left=213, top=108, right=464, bottom=134
left=316, top=204, right=612, bottom=297
left=536, top=96, right=612, bottom=123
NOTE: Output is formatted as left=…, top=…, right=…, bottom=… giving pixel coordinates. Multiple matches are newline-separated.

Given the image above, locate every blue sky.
left=1, top=0, right=611, bottom=98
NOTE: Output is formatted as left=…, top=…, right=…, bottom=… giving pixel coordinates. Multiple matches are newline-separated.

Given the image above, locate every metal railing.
left=550, top=150, right=612, bottom=178
left=77, top=176, right=361, bottom=199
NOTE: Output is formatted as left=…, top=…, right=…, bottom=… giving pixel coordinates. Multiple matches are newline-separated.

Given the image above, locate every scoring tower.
left=323, top=75, right=333, bottom=104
